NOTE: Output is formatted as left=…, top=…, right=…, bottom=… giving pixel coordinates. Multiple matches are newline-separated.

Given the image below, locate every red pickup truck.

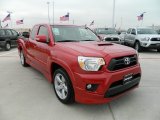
left=17, top=24, right=141, bottom=104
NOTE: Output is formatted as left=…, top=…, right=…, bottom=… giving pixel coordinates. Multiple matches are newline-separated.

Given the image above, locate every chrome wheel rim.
left=54, top=73, right=68, bottom=100
left=20, top=52, right=24, bottom=65
left=6, top=43, right=11, bottom=49
left=135, top=43, right=139, bottom=51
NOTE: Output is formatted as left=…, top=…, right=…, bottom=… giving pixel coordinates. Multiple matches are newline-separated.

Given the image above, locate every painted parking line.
left=0, top=50, right=18, bottom=56
left=139, top=58, right=160, bottom=59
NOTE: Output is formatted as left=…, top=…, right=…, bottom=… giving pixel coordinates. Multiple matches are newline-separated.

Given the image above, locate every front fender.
left=48, top=57, right=76, bottom=86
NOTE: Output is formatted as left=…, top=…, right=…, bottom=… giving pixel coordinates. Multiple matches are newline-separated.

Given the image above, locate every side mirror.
left=35, top=35, right=47, bottom=43
left=97, top=35, right=103, bottom=41
left=131, top=32, right=136, bottom=35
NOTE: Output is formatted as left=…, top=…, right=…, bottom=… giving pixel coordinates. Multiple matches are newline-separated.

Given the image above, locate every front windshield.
left=137, top=28, right=158, bottom=34
left=97, top=28, right=117, bottom=35
left=51, top=25, right=99, bottom=42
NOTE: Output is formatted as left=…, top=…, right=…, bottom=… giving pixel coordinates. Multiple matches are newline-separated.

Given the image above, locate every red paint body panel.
left=17, top=24, right=141, bottom=104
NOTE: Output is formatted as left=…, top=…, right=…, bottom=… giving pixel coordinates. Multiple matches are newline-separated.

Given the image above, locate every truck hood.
left=137, top=34, right=160, bottom=39
left=57, top=41, right=135, bottom=57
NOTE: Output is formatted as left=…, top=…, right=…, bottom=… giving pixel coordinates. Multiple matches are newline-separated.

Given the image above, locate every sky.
left=0, top=0, right=160, bottom=29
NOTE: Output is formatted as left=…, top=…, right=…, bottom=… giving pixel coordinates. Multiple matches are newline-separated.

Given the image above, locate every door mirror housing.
left=35, top=35, right=47, bottom=43
left=97, top=35, right=103, bottom=41
left=131, top=32, right=136, bottom=35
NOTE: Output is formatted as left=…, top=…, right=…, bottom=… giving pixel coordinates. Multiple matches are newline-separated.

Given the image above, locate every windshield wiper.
left=57, top=40, right=79, bottom=42
left=80, top=39, right=95, bottom=41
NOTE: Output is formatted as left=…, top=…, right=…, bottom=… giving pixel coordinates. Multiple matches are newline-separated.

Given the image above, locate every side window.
left=0, top=30, right=5, bottom=36
left=131, top=29, right=136, bottom=35
left=30, top=26, right=38, bottom=40
left=11, top=30, right=18, bottom=36
left=127, top=29, right=131, bottom=34
left=6, top=30, right=13, bottom=36
left=37, top=26, right=48, bottom=38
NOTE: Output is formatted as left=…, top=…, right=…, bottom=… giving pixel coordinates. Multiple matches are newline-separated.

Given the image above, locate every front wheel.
left=157, top=49, right=160, bottom=52
left=134, top=42, right=142, bottom=52
left=53, top=68, right=74, bottom=104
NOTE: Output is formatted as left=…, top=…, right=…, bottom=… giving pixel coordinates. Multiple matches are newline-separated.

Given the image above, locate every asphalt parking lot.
left=0, top=48, right=160, bottom=120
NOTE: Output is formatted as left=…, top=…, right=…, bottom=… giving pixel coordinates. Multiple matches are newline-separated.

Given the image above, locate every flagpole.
left=0, top=20, right=1, bottom=28
left=52, top=1, right=54, bottom=25
left=47, top=2, right=50, bottom=24
left=112, top=0, right=115, bottom=28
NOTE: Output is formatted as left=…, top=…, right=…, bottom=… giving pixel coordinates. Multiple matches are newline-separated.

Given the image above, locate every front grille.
left=107, top=55, right=137, bottom=71
left=151, top=38, right=160, bottom=41
left=105, top=37, right=119, bottom=41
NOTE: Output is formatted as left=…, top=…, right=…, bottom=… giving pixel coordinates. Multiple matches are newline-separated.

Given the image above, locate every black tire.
left=157, top=49, right=160, bottom=52
left=20, top=50, right=29, bottom=67
left=134, top=41, right=142, bottom=52
left=53, top=68, right=74, bottom=104
left=4, top=42, right=11, bottom=51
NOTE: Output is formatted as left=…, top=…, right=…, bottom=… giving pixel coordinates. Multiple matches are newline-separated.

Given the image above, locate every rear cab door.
left=5, top=29, right=13, bottom=45
left=124, top=28, right=132, bottom=45
left=0, top=29, right=6, bottom=46
left=130, top=28, right=137, bottom=46
left=10, top=29, right=19, bottom=46
left=26, top=25, right=39, bottom=63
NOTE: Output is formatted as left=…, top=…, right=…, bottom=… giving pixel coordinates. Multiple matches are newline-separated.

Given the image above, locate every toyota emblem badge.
left=124, top=57, right=130, bottom=65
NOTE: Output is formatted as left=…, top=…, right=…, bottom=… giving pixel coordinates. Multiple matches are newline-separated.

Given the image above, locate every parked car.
left=119, top=31, right=126, bottom=43
left=94, top=28, right=123, bottom=44
left=156, top=29, right=160, bottom=34
left=124, top=28, right=160, bottom=52
left=21, top=31, right=30, bottom=38
left=17, top=24, right=141, bottom=104
left=0, top=28, right=19, bottom=51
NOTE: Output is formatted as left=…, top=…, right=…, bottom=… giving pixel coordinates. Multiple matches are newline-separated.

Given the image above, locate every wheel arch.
left=50, top=61, right=76, bottom=86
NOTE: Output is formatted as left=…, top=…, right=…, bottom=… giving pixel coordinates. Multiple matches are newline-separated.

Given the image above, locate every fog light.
left=87, top=84, right=92, bottom=89
left=86, top=84, right=98, bottom=91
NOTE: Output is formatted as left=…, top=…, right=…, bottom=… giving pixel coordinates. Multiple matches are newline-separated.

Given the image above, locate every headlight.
left=141, top=37, right=150, bottom=41
left=78, top=56, right=105, bottom=71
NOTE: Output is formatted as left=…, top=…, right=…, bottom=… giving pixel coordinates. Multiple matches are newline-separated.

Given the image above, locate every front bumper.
left=140, top=41, right=160, bottom=49
left=73, top=65, right=141, bottom=104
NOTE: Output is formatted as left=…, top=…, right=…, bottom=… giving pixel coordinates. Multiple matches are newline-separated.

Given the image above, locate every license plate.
left=123, top=73, right=133, bottom=84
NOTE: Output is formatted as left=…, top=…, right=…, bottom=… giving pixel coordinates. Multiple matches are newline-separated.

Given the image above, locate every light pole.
left=112, top=0, right=115, bottom=28
left=47, top=2, right=50, bottom=24
left=53, top=1, right=54, bottom=25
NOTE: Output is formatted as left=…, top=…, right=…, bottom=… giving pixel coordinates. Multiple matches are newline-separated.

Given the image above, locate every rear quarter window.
left=11, top=30, right=18, bottom=36
left=0, top=30, right=5, bottom=36
left=30, top=26, right=38, bottom=40
left=6, top=30, right=13, bottom=36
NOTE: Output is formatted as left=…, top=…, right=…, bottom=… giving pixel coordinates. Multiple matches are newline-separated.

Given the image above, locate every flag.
left=60, top=13, right=69, bottom=21
left=90, top=20, right=94, bottom=26
left=137, top=14, right=143, bottom=21
left=137, top=12, right=146, bottom=21
left=3, top=24, right=8, bottom=28
left=2, top=14, right=11, bottom=22
left=16, top=19, right=23, bottom=25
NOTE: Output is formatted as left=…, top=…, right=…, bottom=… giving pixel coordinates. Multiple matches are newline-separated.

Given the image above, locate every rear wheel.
left=157, top=49, right=160, bottom=52
left=4, top=42, right=11, bottom=51
left=20, top=51, right=29, bottom=67
left=134, top=42, right=142, bottom=52
left=53, top=68, right=74, bottom=104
